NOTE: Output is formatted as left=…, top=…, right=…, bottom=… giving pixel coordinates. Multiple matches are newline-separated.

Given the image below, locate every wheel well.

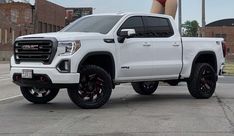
left=192, top=52, right=217, bottom=73
left=78, top=52, right=115, bottom=79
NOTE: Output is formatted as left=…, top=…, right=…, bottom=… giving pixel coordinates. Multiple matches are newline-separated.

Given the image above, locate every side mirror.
left=118, top=29, right=136, bottom=43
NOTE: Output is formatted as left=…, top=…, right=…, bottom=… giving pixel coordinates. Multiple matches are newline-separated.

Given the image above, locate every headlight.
left=58, top=41, right=81, bottom=56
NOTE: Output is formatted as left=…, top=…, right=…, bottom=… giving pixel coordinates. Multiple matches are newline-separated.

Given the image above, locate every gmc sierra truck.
left=10, top=13, right=226, bottom=109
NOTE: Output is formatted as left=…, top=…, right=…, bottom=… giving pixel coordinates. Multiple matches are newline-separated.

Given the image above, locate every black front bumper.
left=13, top=73, right=78, bottom=89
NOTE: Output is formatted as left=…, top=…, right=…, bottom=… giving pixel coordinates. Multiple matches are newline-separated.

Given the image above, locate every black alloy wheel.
left=132, top=81, right=159, bottom=95
left=21, top=87, right=59, bottom=104
left=187, top=63, right=217, bottom=99
left=68, top=65, right=112, bottom=109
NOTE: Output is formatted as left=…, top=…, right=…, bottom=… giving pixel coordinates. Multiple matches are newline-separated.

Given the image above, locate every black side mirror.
left=118, top=29, right=136, bottom=43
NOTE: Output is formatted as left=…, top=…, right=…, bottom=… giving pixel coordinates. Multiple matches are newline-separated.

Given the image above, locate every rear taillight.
left=222, top=41, right=227, bottom=57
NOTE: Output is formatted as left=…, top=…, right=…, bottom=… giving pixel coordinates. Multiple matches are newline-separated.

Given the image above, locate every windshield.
left=62, top=15, right=123, bottom=34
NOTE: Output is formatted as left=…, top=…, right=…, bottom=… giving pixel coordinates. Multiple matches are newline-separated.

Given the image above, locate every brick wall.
left=35, top=0, right=65, bottom=33
left=0, top=0, right=66, bottom=60
left=0, top=2, right=34, bottom=59
left=199, top=26, right=234, bottom=54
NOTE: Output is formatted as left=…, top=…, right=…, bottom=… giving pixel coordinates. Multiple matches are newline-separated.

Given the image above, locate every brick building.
left=199, top=19, right=234, bottom=55
left=65, top=7, right=93, bottom=25
left=0, top=0, right=65, bottom=60
left=34, top=0, right=65, bottom=33
left=0, top=2, right=34, bottom=60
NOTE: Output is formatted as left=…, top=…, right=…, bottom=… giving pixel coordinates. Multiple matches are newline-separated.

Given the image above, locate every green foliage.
left=182, top=20, right=200, bottom=37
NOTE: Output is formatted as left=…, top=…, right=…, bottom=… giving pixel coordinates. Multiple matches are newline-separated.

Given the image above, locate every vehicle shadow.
left=14, top=92, right=210, bottom=111
left=108, top=93, right=197, bottom=108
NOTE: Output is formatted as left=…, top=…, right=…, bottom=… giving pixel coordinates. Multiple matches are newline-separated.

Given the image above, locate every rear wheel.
left=21, top=87, right=59, bottom=104
left=131, top=81, right=159, bottom=95
left=68, top=65, right=112, bottom=109
left=167, top=80, right=180, bottom=86
left=187, top=63, right=217, bottom=99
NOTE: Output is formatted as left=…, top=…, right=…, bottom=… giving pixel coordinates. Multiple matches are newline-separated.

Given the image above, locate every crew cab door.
left=116, top=16, right=154, bottom=80
left=142, top=16, right=182, bottom=78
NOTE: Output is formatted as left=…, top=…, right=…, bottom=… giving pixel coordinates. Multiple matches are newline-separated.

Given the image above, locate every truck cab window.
left=118, top=16, right=144, bottom=38
left=143, top=17, right=174, bottom=38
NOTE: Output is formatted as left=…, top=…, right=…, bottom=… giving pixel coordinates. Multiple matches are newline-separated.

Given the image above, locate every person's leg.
left=165, top=0, right=177, bottom=19
left=151, top=0, right=164, bottom=14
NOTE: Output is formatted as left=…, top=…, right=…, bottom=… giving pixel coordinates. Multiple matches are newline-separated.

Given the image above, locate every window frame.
left=142, top=16, right=174, bottom=38
left=117, top=16, right=145, bottom=38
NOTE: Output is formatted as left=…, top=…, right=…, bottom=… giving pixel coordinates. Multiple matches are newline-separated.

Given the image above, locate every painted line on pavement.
left=0, top=78, right=11, bottom=81
left=0, top=95, right=23, bottom=104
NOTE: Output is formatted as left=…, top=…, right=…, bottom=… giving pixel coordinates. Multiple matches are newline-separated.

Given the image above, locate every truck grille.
left=14, top=40, right=56, bottom=64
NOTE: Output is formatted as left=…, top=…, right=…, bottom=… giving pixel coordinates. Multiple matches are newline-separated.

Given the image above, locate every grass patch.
left=224, top=63, right=234, bottom=76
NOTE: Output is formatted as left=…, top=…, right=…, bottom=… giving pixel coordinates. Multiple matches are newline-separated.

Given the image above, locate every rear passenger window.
left=118, top=16, right=144, bottom=38
left=143, top=17, right=174, bottom=38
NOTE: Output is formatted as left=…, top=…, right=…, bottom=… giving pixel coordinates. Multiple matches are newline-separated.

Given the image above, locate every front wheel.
left=21, top=87, right=59, bottom=104
left=131, top=81, right=159, bottom=95
left=187, top=63, right=217, bottom=99
left=68, top=65, right=112, bottom=109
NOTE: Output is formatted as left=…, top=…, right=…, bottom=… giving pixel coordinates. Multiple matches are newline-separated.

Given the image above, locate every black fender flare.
left=78, top=51, right=116, bottom=79
left=190, top=51, right=217, bottom=78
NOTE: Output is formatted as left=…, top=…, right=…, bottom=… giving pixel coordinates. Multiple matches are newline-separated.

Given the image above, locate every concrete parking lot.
left=0, top=63, right=234, bottom=136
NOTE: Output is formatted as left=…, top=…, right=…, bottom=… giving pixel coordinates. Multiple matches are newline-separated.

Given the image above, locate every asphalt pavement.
left=0, top=62, right=234, bottom=136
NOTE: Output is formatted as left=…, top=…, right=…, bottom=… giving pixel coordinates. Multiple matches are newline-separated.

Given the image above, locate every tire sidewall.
left=21, top=87, right=59, bottom=104
left=188, top=63, right=216, bottom=99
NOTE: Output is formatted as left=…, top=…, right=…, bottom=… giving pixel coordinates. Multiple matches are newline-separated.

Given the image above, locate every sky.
left=26, top=0, right=234, bottom=26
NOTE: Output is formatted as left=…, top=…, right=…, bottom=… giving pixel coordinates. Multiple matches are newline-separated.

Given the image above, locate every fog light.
left=56, top=60, right=70, bottom=73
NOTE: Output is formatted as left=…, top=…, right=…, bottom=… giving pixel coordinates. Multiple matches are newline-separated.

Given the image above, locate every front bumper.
left=11, top=67, right=80, bottom=88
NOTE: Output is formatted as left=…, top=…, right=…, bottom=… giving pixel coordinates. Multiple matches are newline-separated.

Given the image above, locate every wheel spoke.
left=79, top=90, right=88, bottom=98
left=88, top=93, right=94, bottom=102
left=88, top=74, right=96, bottom=81
left=32, top=92, right=39, bottom=97
left=204, top=83, right=211, bottom=90
left=96, top=77, right=104, bottom=82
left=42, top=92, right=47, bottom=97
left=42, top=90, right=50, bottom=97
left=203, top=74, right=212, bottom=78
left=206, top=80, right=215, bottom=88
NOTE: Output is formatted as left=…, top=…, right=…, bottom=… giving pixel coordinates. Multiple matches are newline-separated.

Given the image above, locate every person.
left=151, top=0, right=177, bottom=19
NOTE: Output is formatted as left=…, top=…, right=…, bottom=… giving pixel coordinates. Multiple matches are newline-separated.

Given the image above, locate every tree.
left=182, top=20, right=200, bottom=37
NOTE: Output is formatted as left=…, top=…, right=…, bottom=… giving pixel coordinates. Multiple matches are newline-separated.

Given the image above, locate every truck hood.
left=18, top=32, right=107, bottom=41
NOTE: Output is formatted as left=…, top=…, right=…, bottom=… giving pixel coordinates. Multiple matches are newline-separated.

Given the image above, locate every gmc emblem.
left=22, top=45, right=39, bottom=50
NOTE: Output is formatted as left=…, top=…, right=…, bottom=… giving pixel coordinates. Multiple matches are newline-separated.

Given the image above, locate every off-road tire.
left=21, top=87, right=59, bottom=104
left=187, top=63, right=217, bottom=99
left=68, top=65, right=112, bottom=109
left=131, top=81, right=159, bottom=95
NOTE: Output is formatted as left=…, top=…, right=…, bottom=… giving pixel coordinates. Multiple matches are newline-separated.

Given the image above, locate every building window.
left=48, top=24, right=52, bottom=32
left=0, top=28, right=2, bottom=44
left=24, top=9, right=32, bottom=24
left=11, top=9, right=19, bottom=23
left=38, top=21, right=42, bottom=33
left=57, top=26, right=60, bottom=31
left=4, top=29, right=7, bottom=44
left=215, top=33, right=227, bottom=41
left=12, top=30, right=15, bottom=44
left=44, top=23, right=47, bottom=33
left=53, top=25, right=56, bottom=32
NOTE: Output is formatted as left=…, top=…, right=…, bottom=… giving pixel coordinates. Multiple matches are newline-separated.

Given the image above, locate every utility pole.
left=202, top=0, right=206, bottom=27
left=178, top=0, right=182, bottom=35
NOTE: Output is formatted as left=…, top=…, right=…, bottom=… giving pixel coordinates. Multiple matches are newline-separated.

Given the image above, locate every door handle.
left=143, top=43, right=151, bottom=47
left=172, top=44, right=180, bottom=47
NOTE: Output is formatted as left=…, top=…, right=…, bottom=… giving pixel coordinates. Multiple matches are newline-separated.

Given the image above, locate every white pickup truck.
left=10, top=13, right=226, bottom=109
